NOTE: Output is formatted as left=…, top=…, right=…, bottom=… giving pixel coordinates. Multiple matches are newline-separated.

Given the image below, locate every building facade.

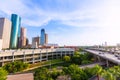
left=32, top=36, right=40, bottom=48
left=10, top=14, right=21, bottom=48
left=45, top=33, right=48, bottom=44
left=40, top=29, right=45, bottom=45
left=0, top=48, right=74, bottom=66
left=0, top=39, right=2, bottom=50
left=20, top=27, right=26, bottom=47
left=0, top=18, right=11, bottom=49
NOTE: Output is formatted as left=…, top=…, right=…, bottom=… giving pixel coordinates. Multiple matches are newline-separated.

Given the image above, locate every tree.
left=34, top=68, right=53, bottom=80
left=91, top=65, right=103, bottom=80
left=50, top=68, right=61, bottom=79
left=71, top=52, right=82, bottom=64
left=63, top=64, right=88, bottom=80
left=63, top=56, right=70, bottom=62
left=0, top=68, right=8, bottom=80
left=101, top=66, right=120, bottom=80
left=3, top=61, right=29, bottom=73
left=101, top=70, right=116, bottom=80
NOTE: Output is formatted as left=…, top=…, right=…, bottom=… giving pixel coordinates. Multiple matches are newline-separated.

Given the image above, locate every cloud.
left=1, top=0, right=120, bottom=46
left=1, top=0, right=120, bottom=28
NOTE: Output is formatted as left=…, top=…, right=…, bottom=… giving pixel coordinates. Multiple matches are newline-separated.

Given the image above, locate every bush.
left=63, top=56, right=71, bottom=62
left=63, top=64, right=88, bottom=80
left=0, top=68, right=8, bottom=80
left=3, top=61, right=29, bottom=73
left=34, top=68, right=52, bottom=80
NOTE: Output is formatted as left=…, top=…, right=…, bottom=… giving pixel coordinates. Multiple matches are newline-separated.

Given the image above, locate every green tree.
left=84, top=67, right=93, bottom=78
left=101, top=70, right=116, bottom=80
left=50, top=68, right=61, bottom=79
left=63, top=56, right=70, bottom=62
left=101, top=66, right=120, bottom=80
left=91, top=65, right=103, bottom=80
left=63, top=64, right=88, bottom=80
left=0, top=68, right=8, bottom=80
left=34, top=68, right=53, bottom=80
left=71, top=51, right=82, bottom=64
left=3, top=61, right=29, bottom=73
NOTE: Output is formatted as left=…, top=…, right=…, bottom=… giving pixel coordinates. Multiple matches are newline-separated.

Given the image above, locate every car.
left=118, top=57, right=120, bottom=60
left=115, top=54, right=119, bottom=57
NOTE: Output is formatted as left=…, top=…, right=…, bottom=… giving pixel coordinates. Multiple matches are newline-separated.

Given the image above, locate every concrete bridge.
left=84, top=49, right=120, bottom=66
left=79, top=62, right=106, bottom=69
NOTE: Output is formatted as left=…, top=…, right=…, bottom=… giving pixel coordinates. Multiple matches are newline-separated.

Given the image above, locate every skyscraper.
left=20, top=27, right=26, bottom=47
left=40, top=29, right=45, bottom=45
left=45, top=33, right=48, bottom=44
left=0, top=40, right=2, bottom=50
left=26, top=38, right=29, bottom=46
left=10, top=14, right=21, bottom=48
left=32, top=36, right=40, bottom=48
left=0, top=18, right=11, bottom=49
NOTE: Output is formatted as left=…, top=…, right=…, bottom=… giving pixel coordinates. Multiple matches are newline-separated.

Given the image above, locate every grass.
left=29, top=59, right=64, bottom=69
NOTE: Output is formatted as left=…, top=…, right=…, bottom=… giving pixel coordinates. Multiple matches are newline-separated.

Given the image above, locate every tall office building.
left=40, top=29, right=45, bottom=45
left=0, top=40, right=2, bottom=50
left=20, top=27, right=26, bottom=47
left=0, top=18, right=11, bottom=49
left=26, top=38, right=29, bottom=45
left=32, top=36, right=40, bottom=48
left=45, top=34, right=48, bottom=44
left=10, top=14, right=21, bottom=48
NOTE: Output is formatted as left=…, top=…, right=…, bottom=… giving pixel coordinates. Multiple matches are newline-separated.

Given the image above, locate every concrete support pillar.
left=65, top=51, right=66, bottom=56
left=23, top=51, right=25, bottom=62
left=97, top=56, right=101, bottom=62
left=2, top=57, right=4, bottom=66
left=94, top=55, right=97, bottom=62
left=46, top=49, right=48, bottom=61
left=72, top=51, right=74, bottom=56
left=32, top=50, right=34, bottom=64
left=61, top=51, right=62, bottom=59
left=40, top=50, right=42, bottom=62
left=52, top=50, right=53, bottom=60
left=12, top=52, right=14, bottom=62
left=40, top=53, right=42, bottom=62
left=106, top=60, right=109, bottom=67
left=69, top=52, right=71, bottom=56
left=56, top=52, right=58, bottom=59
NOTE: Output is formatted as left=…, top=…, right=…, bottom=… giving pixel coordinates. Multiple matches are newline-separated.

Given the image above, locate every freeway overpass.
left=79, top=62, right=106, bottom=69
left=84, top=49, right=120, bottom=66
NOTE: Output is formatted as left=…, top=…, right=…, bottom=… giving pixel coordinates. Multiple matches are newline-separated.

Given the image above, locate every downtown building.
left=20, top=27, right=27, bottom=48
left=45, top=33, right=48, bottom=44
left=40, top=29, right=48, bottom=46
left=0, top=18, right=12, bottom=50
left=32, top=36, right=40, bottom=48
left=10, top=14, right=21, bottom=49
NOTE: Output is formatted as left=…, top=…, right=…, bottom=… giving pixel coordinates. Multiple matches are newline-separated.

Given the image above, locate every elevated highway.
left=84, top=49, right=120, bottom=65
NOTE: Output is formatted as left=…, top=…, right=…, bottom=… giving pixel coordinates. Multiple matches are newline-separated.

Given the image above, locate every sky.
left=0, top=0, right=120, bottom=46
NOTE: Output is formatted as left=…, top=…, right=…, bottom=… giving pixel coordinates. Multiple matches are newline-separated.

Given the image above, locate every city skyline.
left=0, top=0, right=120, bottom=46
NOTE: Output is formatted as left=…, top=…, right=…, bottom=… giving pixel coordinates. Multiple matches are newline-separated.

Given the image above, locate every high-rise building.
left=0, top=39, right=2, bottom=50
left=10, top=14, right=21, bottom=48
left=45, top=33, right=48, bottom=44
left=20, top=27, right=26, bottom=47
left=0, top=18, right=11, bottom=49
left=40, top=29, right=45, bottom=45
left=26, top=38, right=29, bottom=45
left=32, top=36, right=40, bottom=48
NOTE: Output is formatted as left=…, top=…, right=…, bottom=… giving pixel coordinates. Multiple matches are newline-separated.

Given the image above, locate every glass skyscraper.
left=40, top=29, right=45, bottom=45
left=10, top=14, right=21, bottom=48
